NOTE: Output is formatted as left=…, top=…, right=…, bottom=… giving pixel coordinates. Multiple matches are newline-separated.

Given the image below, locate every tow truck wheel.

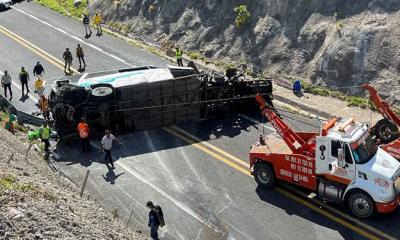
left=348, top=191, right=375, bottom=218
left=254, top=163, right=275, bottom=188
left=375, top=119, right=399, bottom=144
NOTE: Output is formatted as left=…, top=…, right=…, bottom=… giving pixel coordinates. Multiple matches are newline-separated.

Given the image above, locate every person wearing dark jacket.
left=63, top=48, right=73, bottom=74
left=82, top=14, right=92, bottom=37
left=19, top=67, right=30, bottom=96
left=33, top=62, right=45, bottom=77
left=147, top=201, right=164, bottom=240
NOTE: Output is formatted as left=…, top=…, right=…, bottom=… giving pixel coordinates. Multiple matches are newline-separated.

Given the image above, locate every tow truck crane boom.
left=256, top=94, right=308, bottom=154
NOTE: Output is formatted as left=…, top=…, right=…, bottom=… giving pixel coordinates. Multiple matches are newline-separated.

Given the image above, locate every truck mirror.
left=337, top=148, right=345, bottom=167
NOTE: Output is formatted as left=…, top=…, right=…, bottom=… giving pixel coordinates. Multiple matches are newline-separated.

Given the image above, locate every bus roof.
left=77, top=68, right=174, bottom=88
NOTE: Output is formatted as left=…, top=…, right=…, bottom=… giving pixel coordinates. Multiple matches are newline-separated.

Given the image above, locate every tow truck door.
left=316, top=137, right=356, bottom=184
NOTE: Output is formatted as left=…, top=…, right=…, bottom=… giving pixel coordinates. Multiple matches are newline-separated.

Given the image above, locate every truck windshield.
left=351, top=134, right=377, bottom=164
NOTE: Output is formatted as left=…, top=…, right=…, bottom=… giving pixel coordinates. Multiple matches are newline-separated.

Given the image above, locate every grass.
left=0, top=175, right=39, bottom=195
left=35, top=0, right=88, bottom=18
left=299, top=80, right=373, bottom=109
left=0, top=111, right=29, bottom=133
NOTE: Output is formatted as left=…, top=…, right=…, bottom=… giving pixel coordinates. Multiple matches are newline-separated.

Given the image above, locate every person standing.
left=39, top=121, right=50, bottom=153
left=76, top=44, right=86, bottom=69
left=147, top=201, right=165, bottom=240
left=101, top=130, right=121, bottom=169
left=1, top=70, right=12, bottom=100
left=77, top=118, right=90, bottom=152
left=38, top=95, right=50, bottom=121
left=19, top=67, right=30, bottom=96
left=94, top=12, right=102, bottom=36
left=34, top=76, right=44, bottom=96
left=175, top=47, right=183, bottom=67
left=82, top=13, right=92, bottom=37
left=63, top=48, right=73, bottom=74
left=33, top=61, right=45, bottom=78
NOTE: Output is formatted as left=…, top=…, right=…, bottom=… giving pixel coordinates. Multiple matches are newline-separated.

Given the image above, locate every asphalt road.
left=0, top=2, right=399, bottom=240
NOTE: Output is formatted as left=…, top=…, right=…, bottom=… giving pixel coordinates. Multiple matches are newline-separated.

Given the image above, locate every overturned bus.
left=49, top=65, right=273, bottom=139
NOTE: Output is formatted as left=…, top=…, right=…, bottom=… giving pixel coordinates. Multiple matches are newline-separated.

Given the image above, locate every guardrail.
left=0, top=94, right=43, bottom=127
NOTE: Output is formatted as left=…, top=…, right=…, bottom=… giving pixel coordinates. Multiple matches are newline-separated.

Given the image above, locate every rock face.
left=92, top=0, right=400, bottom=106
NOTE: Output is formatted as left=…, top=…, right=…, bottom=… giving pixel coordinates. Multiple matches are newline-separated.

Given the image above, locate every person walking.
left=38, top=95, right=50, bottom=121
left=175, top=47, right=183, bottom=67
left=77, top=118, right=90, bottom=152
left=147, top=201, right=165, bottom=240
left=82, top=13, right=92, bottom=37
left=19, top=67, right=30, bottom=96
left=94, top=12, right=102, bottom=36
left=1, top=70, right=12, bottom=100
left=39, top=121, right=50, bottom=153
left=33, top=61, right=45, bottom=78
left=101, top=130, right=121, bottom=169
left=34, top=76, right=44, bottom=96
left=63, top=48, right=73, bottom=74
left=76, top=44, right=86, bottom=70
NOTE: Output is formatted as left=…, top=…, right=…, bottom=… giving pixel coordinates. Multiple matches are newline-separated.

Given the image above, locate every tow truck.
left=250, top=94, right=400, bottom=218
left=362, top=84, right=400, bottom=160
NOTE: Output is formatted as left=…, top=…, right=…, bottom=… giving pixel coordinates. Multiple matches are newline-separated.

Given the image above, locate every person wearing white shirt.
left=101, top=130, right=121, bottom=169
left=1, top=70, right=12, bottom=100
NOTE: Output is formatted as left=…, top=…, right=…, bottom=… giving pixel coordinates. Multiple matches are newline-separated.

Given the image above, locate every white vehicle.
left=0, top=0, right=12, bottom=10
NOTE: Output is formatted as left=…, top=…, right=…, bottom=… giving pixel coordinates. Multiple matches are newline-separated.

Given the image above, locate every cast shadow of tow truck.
left=255, top=181, right=400, bottom=240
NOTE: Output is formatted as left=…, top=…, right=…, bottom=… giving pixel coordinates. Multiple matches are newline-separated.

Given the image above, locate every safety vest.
left=78, top=123, right=89, bottom=139
left=175, top=49, right=183, bottom=59
left=35, top=79, right=43, bottom=90
left=40, top=126, right=50, bottom=140
left=94, top=15, right=102, bottom=25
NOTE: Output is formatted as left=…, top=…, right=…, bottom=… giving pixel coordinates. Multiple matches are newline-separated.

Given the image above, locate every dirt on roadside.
left=0, top=128, right=146, bottom=240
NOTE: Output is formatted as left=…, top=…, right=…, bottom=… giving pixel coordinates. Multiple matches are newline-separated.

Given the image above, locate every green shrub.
left=35, top=0, right=87, bottom=18
left=234, top=5, right=251, bottom=27
left=188, top=51, right=201, bottom=60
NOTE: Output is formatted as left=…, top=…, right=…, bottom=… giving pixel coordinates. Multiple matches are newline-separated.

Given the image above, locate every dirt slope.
left=0, top=128, right=145, bottom=240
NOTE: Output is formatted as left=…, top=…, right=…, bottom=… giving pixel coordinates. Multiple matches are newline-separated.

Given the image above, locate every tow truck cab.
left=250, top=117, right=400, bottom=218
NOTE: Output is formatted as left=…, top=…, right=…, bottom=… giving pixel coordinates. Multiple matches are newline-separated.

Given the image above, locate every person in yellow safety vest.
left=38, top=95, right=50, bottom=121
left=38, top=121, right=50, bottom=153
left=175, top=47, right=183, bottom=67
left=35, top=77, right=44, bottom=96
left=94, top=12, right=102, bottom=36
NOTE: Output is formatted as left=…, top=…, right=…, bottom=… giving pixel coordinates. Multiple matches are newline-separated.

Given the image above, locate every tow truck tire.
left=254, top=163, right=275, bottom=189
left=348, top=191, right=375, bottom=218
left=375, top=119, right=399, bottom=144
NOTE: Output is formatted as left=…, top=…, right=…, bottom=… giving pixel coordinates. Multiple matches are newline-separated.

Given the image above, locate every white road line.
left=12, top=7, right=135, bottom=67
left=117, top=161, right=223, bottom=234
left=0, top=70, right=38, bottom=102
left=88, top=141, right=222, bottom=233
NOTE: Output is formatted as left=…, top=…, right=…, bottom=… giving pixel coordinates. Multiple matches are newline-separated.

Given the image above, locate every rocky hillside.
left=91, top=0, right=400, bottom=106
left=0, top=128, right=145, bottom=240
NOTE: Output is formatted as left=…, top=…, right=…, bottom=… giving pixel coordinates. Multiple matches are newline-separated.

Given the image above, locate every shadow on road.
left=102, top=165, right=125, bottom=185
left=256, top=184, right=400, bottom=240
left=255, top=185, right=357, bottom=240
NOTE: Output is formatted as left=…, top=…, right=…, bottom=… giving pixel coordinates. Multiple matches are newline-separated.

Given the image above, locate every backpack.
left=154, top=206, right=165, bottom=227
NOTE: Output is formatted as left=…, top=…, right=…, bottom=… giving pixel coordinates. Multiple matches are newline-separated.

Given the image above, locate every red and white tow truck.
left=250, top=94, right=400, bottom=218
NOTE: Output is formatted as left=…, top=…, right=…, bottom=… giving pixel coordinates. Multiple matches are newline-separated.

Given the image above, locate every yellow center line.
left=0, top=25, right=78, bottom=74
left=169, top=125, right=249, bottom=168
left=163, top=127, right=251, bottom=176
left=166, top=125, right=394, bottom=240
